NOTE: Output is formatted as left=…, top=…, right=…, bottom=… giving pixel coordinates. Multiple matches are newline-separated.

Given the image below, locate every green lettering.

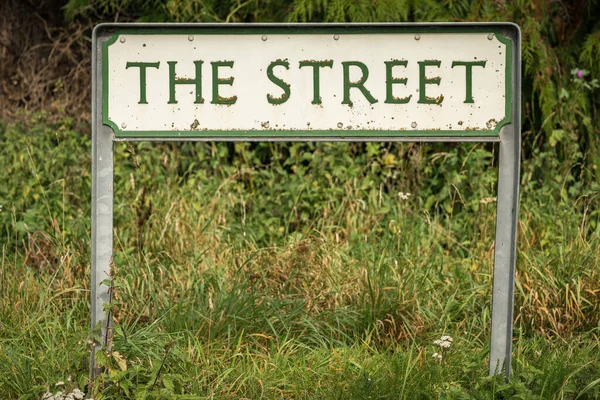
left=418, top=60, right=443, bottom=104
left=126, top=61, right=160, bottom=104
left=342, top=61, right=378, bottom=105
left=451, top=60, right=487, bottom=103
left=168, top=61, right=204, bottom=104
left=266, top=60, right=291, bottom=105
left=299, top=60, right=333, bottom=104
left=211, top=61, right=237, bottom=105
left=384, top=60, right=411, bottom=104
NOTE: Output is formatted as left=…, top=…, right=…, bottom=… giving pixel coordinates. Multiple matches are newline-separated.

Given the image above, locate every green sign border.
left=102, top=25, right=513, bottom=138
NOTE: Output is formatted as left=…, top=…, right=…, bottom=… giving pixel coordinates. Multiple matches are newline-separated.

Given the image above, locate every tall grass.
left=0, top=114, right=598, bottom=398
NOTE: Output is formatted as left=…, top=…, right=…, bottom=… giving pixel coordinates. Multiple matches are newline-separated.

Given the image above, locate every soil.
left=0, top=0, right=91, bottom=123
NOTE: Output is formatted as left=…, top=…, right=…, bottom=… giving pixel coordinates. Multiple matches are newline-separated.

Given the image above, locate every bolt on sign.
left=91, top=23, right=521, bottom=379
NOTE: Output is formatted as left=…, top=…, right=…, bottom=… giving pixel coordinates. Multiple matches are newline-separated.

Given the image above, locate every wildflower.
left=433, top=335, right=453, bottom=349
left=56, top=381, right=65, bottom=386
left=0, top=204, right=3, bottom=212
left=398, top=192, right=411, bottom=200
left=71, top=388, right=85, bottom=400
left=432, top=352, right=442, bottom=360
left=576, top=69, right=583, bottom=78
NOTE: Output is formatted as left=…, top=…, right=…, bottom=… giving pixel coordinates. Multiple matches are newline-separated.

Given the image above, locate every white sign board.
left=102, top=27, right=512, bottom=138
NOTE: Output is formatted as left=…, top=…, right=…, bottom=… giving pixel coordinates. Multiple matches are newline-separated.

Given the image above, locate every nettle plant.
left=550, top=68, right=599, bottom=157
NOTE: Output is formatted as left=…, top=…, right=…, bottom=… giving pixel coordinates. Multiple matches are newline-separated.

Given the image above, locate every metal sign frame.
left=91, top=22, right=521, bottom=379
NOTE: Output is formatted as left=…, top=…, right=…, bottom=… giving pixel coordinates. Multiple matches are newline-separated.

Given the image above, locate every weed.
left=1, top=114, right=599, bottom=398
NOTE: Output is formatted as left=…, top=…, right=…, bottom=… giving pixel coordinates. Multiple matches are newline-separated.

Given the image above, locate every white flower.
left=398, top=192, right=411, bottom=200
left=432, top=352, right=442, bottom=360
left=56, top=381, right=65, bottom=386
left=0, top=204, right=3, bottom=212
left=433, top=335, right=453, bottom=349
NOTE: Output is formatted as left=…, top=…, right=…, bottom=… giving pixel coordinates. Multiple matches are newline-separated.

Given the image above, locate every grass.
left=0, top=114, right=599, bottom=399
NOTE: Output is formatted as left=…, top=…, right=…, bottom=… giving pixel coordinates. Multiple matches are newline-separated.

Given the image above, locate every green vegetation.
left=1, top=0, right=600, bottom=398
left=1, top=113, right=599, bottom=398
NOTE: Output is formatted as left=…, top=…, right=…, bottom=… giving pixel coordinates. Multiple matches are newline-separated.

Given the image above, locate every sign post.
left=91, top=22, right=520, bottom=379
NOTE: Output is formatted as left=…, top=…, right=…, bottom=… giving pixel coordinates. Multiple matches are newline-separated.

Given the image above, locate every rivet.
left=411, top=122, right=417, bottom=128
left=261, top=35, right=268, bottom=41
left=337, top=122, right=343, bottom=128
left=333, top=34, right=340, bottom=41
left=414, top=34, right=420, bottom=41
left=121, top=122, right=127, bottom=129
left=188, top=35, right=194, bottom=41
left=488, top=33, right=494, bottom=40
left=119, top=37, right=126, bottom=43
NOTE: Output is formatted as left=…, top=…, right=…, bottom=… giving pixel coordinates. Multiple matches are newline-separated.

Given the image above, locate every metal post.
left=489, top=25, right=521, bottom=377
left=90, top=26, right=114, bottom=380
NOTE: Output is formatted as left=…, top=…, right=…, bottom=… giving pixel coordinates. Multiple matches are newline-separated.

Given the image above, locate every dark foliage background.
left=1, top=0, right=600, bottom=255
left=1, top=0, right=599, bottom=171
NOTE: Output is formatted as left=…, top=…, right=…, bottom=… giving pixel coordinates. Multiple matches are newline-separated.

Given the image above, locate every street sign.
left=102, top=26, right=512, bottom=138
left=91, top=23, right=521, bottom=381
